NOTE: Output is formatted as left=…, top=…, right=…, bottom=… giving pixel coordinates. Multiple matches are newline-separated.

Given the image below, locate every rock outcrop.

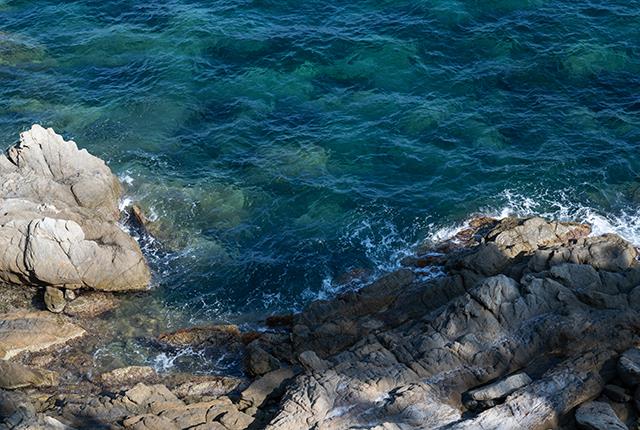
left=0, top=125, right=150, bottom=291
left=250, top=216, right=640, bottom=429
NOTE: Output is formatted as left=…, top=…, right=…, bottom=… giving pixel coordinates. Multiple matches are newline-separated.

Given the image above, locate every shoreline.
left=2, top=127, right=640, bottom=429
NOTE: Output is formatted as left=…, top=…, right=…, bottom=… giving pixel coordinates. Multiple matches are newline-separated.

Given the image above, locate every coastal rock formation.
left=254, top=217, right=640, bottom=429
left=0, top=125, right=150, bottom=291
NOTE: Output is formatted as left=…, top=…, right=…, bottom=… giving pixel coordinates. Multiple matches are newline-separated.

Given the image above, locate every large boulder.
left=0, top=125, right=150, bottom=291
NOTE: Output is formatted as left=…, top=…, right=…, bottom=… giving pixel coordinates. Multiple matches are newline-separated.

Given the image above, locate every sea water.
left=1, top=0, right=639, bottom=370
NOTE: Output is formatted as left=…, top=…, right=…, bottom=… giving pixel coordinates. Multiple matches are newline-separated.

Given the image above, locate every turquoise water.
left=1, top=0, right=640, bottom=331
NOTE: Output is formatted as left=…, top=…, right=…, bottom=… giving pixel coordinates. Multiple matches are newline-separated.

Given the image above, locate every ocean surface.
left=1, top=0, right=639, bottom=371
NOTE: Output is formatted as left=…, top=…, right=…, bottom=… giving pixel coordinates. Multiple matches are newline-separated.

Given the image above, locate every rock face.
left=0, top=125, right=150, bottom=291
left=252, top=217, right=640, bottom=430
left=0, top=310, right=85, bottom=359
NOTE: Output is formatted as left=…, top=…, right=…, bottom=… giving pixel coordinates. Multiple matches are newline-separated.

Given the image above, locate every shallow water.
left=1, top=0, right=640, bottom=369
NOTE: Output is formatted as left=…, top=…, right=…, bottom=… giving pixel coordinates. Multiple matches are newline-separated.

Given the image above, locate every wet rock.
left=159, top=325, right=241, bottom=349
left=575, top=401, right=627, bottom=430
left=44, top=286, right=65, bottom=313
left=63, top=291, right=119, bottom=318
left=100, top=366, right=157, bottom=388
left=265, top=314, right=294, bottom=328
left=618, top=348, right=640, bottom=386
left=0, top=361, right=58, bottom=389
left=0, top=125, right=150, bottom=291
left=463, top=372, right=532, bottom=410
left=0, top=310, right=85, bottom=359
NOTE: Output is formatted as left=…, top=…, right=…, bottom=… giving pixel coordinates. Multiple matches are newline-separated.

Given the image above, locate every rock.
left=100, top=366, right=157, bottom=388
left=172, top=377, right=242, bottom=400
left=64, top=288, right=76, bottom=301
left=246, top=343, right=281, bottom=376
left=263, top=218, right=640, bottom=430
left=604, top=384, right=632, bottom=403
left=0, top=125, right=150, bottom=291
left=463, top=372, right=532, bottom=410
left=488, top=216, right=591, bottom=258
left=575, top=401, right=628, bottom=430
left=0, top=389, right=37, bottom=428
left=218, top=410, right=254, bottom=430
left=265, top=314, right=294, bottom=328
left=158, top=325, right=241, bottom=348
left=0, top=361, right=58, bottom=389
left=241, top=368, right=294, bottom=409
left=63, top=291, right=119, bottom=318
left=618, top=348, right=640, bottom=386
left=0, top=310, right=85, bottom=359
left=44, top=286, right=65, bottom=313
left=298, top=350, right=329, bottom=373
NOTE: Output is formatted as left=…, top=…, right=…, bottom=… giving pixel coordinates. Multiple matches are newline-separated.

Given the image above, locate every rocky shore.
left=2, top=126, right=640, bottom=430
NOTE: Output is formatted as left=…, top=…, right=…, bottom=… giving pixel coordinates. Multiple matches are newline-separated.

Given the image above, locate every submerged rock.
left=0, top=125, right=150, bottom=292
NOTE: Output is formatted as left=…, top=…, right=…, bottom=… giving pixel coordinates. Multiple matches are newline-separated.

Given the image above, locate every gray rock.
left=575, top=401, right=627, bottom=430
left=44, top=286, right=65, bottom=313
left=0, top=125, right=150, bottom=291
left=618, top=348, right=640, bottom=386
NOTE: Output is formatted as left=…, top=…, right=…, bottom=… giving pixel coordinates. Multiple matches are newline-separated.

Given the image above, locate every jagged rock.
left=575, top=401, right=628, bottom=430
left=100, top=366, right=157, bottom=388
left=0, top=125, right=150, bottom=291
left=0, top=310, right=85, bottom=359
left=618, top=348, right=640, bottom=386
left=463, top=372, right=532, bottom=410
left=44, top=286, right=65, bottom=313
left=63, top=291, right=119, bottom=318
left=0, top=361, right=58, bottom=390
left=262, top=218, right=640, bottom=429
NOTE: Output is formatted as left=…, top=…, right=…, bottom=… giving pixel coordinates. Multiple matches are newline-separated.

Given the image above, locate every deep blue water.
left=1, top=0, right=640, bottom=358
